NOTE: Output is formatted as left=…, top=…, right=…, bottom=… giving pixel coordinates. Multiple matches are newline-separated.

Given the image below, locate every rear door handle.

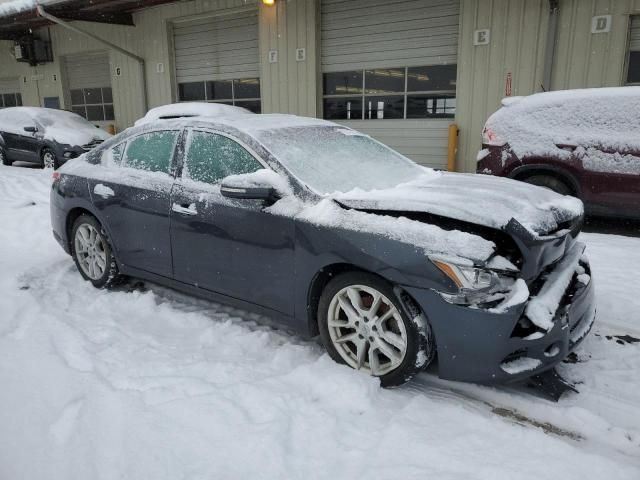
left=172, top=202, right=197, bottom=216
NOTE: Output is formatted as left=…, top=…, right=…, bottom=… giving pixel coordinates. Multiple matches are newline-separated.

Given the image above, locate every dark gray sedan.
left=50, top=113, right=595, bottom=387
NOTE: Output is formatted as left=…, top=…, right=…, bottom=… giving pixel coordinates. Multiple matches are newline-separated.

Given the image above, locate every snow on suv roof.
left=135, top=103, right=252, bottom=126
left=485, top=86, right=640, bottom=160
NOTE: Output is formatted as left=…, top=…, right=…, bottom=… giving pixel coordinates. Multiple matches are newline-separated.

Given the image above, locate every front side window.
left=101, top=142, right=125, bottom=166
left=70, top=87, right=114, bottom=121
left=183, top=131, right=263, bottom=185
left=323, top=64, right=457, bottom=120
left=177, top=78, right=261, bottom=113
left=123, top=131, right=179, bottom=174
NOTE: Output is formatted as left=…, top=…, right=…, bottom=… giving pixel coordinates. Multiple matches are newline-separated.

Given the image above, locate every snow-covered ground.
left=0, top=164, right=638, bottom=479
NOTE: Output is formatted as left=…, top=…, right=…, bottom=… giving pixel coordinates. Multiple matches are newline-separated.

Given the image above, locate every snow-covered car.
left=0, top=107, right=111, bottom=169
left=50, top=114, right=595, bottom=387
left=477, top=87, right=640, bottom=219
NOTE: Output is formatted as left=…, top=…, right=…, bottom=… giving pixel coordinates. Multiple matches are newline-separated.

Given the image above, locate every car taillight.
left=482, top=127, right=505, bottom=146
left=52, top=171, right=61, bottom=182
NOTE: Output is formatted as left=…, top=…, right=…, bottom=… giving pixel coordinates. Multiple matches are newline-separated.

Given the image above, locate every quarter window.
left=70, top=87, right=115, bottom=121
left=0, top=92, right=22, bottom=108
left=123, top=131, right=179, bottom=174
left=322, top=65, right=457, bottom=120
left=183, top=131, right=263, bottom=185
left=177, top=78, right=261, bottom=113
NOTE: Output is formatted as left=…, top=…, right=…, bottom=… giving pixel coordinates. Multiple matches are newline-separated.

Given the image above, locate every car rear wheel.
left=41, top=148, right=58, bottom=169
left=523, top=174, right=572, bottom=196
left=0, top=146, right=11, bottom=166
left=71, top=214, right=122, bottom=288
left=318, top=272, right=434, bottom=387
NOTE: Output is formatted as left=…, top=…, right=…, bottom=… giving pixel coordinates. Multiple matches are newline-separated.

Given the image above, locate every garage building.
left=0, top=0, right=639, bottom=172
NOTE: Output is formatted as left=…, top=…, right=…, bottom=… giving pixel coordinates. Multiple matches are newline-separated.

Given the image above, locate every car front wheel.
left=41, top=148, right=58, bottom=169
left=318, top=272, right=434, bottom=387
left=71, top=214, right=121, bottom=288
left=523, top=174, right=572, bottom=196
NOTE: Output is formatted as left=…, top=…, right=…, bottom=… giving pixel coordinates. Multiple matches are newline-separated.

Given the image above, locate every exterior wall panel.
left=456, top=0, right=640, bottom=173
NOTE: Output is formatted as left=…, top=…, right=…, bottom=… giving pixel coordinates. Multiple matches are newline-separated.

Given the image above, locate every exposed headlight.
left=431, top=259, right=518, bottom=305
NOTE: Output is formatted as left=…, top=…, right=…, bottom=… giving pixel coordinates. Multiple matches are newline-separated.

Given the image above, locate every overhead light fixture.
left=262, top=0, right=275, bottom=5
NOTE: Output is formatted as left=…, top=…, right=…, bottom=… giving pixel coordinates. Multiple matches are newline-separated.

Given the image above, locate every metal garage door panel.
left=64, top=53, right=111, bottom=89
left=0, top=77, right=19, bottom=95
left=173, top=10, right=259, bottom=83
left=337, top=119, right=451, bottom=169
left=631, top=16, right=640, bottom=51
left=321, top=0, right=459, bottom=72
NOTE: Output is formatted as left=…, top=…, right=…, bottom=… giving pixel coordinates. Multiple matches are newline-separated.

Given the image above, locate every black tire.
left=0, top=146, right=11, bottom=166
left=70, top=214, right=122, bottom=289
left=523, top=174, right=572, bottom=196
left=318, top=271, right=434, bottom=387
left=41, top=148, right=58, bottom=169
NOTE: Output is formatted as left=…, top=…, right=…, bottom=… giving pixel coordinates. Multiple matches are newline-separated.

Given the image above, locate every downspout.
left=35, top=4, right=148, bottom=114
left=542, top=0, right=560, bottom=91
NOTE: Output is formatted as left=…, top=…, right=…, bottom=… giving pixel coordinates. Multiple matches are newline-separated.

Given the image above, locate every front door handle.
left=172, top=202, right=197, bottom=216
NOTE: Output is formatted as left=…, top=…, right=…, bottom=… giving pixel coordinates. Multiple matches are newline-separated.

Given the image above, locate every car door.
left=579, top=147, right=640, bottom=217
left=0, top=111, right=41, bottom=163
left=87, top=129, right=181, bottom=278
left=170, top=129, right=296, bottom=315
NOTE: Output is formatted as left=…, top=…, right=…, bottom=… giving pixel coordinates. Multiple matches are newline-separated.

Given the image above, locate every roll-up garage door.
left=321, top=0, right=459, bottom=168
left=172, top=10, right=261, bottom=112
left=0, top=78, right=22, bottom=108
left=630, top=16, right=640, bottom=51
left=64, top=52, right=114, bottom=122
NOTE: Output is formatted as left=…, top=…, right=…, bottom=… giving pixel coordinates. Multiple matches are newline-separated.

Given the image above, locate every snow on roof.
left=485, top=86, right=640, bottom=159
left=134, top=102, right=253, bottom=126
left=0, top=107, right=110, bottom=146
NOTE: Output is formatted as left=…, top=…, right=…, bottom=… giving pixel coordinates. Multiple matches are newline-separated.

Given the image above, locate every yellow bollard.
left=447, top=123, right=458, bottom=172
left=106, top=124, right=116, bottom=135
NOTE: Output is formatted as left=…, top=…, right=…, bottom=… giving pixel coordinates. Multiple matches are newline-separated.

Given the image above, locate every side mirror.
left=220, top=182, right=278, bottom=202
left=23, top=126, right=37, bottom=133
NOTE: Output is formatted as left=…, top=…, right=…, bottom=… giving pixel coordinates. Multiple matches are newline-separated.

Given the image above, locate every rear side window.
left=183, top=131, right=263, bottom=184
left=101, top=142, right=125, bottom=166
left=123, top=130, right=179, bottom=174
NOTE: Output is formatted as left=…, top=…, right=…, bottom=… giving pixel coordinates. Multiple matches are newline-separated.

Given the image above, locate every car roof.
left=135, top=113, right=337, bottom=137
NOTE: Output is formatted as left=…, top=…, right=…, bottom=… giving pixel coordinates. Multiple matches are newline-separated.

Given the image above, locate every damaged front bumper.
left=403, top=245, right=596, bottom=384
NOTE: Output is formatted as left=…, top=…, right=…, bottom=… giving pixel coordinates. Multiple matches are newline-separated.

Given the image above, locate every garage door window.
left=323, top=65, right=456, bottom=120
left=70, top=87, right=114, bottom=121
left=178, top=78, right=261, bottom=113
left=627, top=16, right=640, bottom=85
left=0, top=92, right=22, bottom=108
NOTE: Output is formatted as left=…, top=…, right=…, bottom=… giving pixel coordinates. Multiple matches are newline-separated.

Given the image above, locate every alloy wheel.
left=327, top=285, right=408, bottom=376
left=74, top=223, right=108, bottom=280
left=43, top=151, right=56, bottom=169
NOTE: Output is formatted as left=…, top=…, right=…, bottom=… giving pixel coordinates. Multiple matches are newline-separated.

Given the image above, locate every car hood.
left=335, top=172, right=584, bottom=238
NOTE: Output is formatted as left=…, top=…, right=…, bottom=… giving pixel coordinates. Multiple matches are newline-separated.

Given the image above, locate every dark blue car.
left=50, top=112, right=595, bottom=387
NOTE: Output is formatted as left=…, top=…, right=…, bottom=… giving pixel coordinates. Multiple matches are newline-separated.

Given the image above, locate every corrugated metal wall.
left=456, top=0, right=640, bottom=173
left=63, top=53, right=111, bottom=89
left=0, top=0, right=318, bottom=130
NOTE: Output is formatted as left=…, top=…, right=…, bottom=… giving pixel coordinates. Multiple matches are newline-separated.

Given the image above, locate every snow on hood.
left=0, top=107, right=111, bottom=146
left=135, top=103, right=253, bottom=126
left=485, top=87, right=640, bottom=159
left=336, top=172, right=584, bottom=237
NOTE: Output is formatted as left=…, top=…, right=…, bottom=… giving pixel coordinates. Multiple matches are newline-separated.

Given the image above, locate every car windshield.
left=253, top=126, right=428, bottom=194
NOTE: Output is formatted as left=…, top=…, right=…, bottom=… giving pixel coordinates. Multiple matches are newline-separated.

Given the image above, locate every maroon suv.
left=477, top=87, right=640, bottom=219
